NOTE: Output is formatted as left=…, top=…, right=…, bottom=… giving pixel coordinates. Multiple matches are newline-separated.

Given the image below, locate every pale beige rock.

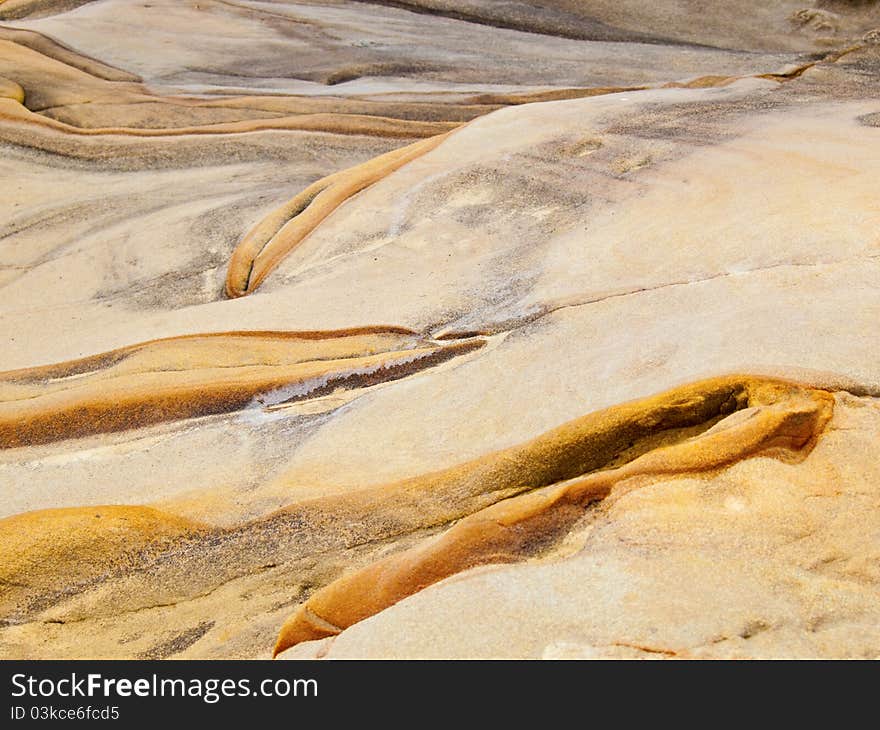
left=282, top=393, right=880, bottom=659
left=0, top=1, right=878, bottom=659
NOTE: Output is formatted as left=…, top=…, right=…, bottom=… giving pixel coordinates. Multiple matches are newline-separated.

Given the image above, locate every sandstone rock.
left=282, top=392, right=880, bottom=659
left=0, top=0, right=877, bottom=659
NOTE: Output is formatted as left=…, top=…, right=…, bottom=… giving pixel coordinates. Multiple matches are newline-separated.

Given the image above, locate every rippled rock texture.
left=0, top=0, right=878, bottom=659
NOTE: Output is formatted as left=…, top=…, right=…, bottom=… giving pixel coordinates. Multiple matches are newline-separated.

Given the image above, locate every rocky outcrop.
left=0, top=0, right=878, bottom=659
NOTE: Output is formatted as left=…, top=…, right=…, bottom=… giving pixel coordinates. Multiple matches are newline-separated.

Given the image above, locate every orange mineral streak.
left=273, top=375, right=834, bottom=655
left=0, top=97, right=458, bottom=138
left=220, top=89, right=664, bottom=300
left=224, top=129, right=458, bottom=297
left=222, top=85, right=648, bottom=299
left=0, top=24, right=139, bottom=82
left=662, top=75, right=738, bottom=89
left=0, top=505, right=208, bottom=615
left=0, top=329, right=484, bottom=448
left=219, top=42, right=875, bottom=301
left=0, top=374, right=835, bottom=644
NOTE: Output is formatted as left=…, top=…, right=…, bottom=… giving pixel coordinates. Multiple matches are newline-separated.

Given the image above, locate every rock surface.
left=0, top=0, right=877, bottom=659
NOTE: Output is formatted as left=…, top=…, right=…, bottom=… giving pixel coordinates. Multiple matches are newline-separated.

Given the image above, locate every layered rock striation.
left=0, top=0, right=878, bottom=659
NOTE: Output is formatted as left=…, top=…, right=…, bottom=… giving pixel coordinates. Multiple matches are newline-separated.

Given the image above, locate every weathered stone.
left=0, top=0, right=877, bottom=660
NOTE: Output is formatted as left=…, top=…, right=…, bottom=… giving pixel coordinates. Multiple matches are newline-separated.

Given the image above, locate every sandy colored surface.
left=282, top=391, right=880, bottom=659
left=0, top=1, right=878, bottom=659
